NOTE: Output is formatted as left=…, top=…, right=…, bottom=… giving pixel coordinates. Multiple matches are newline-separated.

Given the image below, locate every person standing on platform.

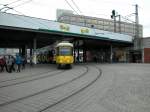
left=4, top=56, right=9, bottom=73
left=11, top=56, right=16, bottom=72
left=30, top=56, right=33, bottom=67
left=7, top=55, right=14, bottom=73
left=15, top=54, right=22, bottom=72
left=22, top=56, right=26, bottom=69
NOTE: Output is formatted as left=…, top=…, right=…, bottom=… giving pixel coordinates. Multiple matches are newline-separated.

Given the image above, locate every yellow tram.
left=55, top=41, right=74, bottom=68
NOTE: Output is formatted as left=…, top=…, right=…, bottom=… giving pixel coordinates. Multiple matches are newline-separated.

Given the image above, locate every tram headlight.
left=66, top=59, right=70, bottom=63
left=59, top=60, right=63, bottom=63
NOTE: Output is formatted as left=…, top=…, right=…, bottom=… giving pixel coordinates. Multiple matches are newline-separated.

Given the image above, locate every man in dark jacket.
left=0, top=56, right=7, bottom=72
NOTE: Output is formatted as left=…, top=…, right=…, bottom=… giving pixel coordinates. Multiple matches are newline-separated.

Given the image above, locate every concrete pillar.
left=30, top=48, right=32, bottom=56
left=73, top=40, right=76, bottom=63
left=19, top=48, right=22, bottom=55
left=25, top=45, right=27, bottom=59
left=21, top=45, right=26, bottom=57
left=77, top=40, right=80, bottom=62
left=33, top=38, right=37, bottom=64
left=83, top=40, right=86, bottom=62
left=29, top=48, right=32, bottom=64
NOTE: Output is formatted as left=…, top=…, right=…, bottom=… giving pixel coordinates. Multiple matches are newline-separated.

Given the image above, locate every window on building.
left=104, top=21, right=109, bottom=26
left=104, top=25, right=110, bottom=31
left=98, top=20, right=104, bottom=25
left=86, top=19, right=92, bottom=23
left=71, top=17, right=76, bottom=21
left=97, top=25, right=104, bottom=29
left=91, top=19, right=97, bottom=24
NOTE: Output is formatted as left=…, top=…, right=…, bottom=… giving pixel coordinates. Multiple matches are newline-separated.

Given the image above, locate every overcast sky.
left=0, top=0, right=149, bottom=37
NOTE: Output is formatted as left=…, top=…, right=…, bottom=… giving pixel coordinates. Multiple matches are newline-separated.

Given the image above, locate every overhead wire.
left=3, top=0, right=23, bottom=6
left=64, top=0, right=79, bottom=14
left=10, top=0, right=33, bottom=8
left=0, top=0, right=22, bottom=11
left=125, top=13, right=135, bottom=18
left=0, top=0, right=53, bottom=29
left=3, top=6, right=24, bottom=15
left=0, top=0, right=32, bottom=12
left=0, top=3, right=5, bottom=5
left=70, top=0, right=82, bottom=14
left=121, top=15, right=135, bottom=23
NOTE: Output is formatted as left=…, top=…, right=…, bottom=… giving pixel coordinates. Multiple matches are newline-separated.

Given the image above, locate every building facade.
left=57, top=9, right=144, bottom=63
left=142, top=37, right=150, bottom=63
left=57, top=9, right=143, bottom=38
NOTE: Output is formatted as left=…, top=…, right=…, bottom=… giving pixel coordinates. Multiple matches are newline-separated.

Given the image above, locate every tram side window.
left=56, top=47, right=59, bottom=55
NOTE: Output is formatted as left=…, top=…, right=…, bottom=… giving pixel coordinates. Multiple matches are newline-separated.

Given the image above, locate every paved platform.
left=0, top=63, right=150, bottom=112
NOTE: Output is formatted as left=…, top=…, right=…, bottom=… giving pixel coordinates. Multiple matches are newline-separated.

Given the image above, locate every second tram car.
left=55, top=41, right=74, bottom=69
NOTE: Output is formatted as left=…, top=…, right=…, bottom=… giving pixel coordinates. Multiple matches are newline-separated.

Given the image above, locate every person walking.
left=4, top=56, right=9, bottom=73
left=15, top=54, right=22, bottom=72
left=11, top=56, right=16, bottom=71
left=22, top=56, right=26, bottom=69
left=30, top=56, right=33, bottom=67
left=0, top=56, right=3, bottom=72
left=0, top=56, right=7, bottom=72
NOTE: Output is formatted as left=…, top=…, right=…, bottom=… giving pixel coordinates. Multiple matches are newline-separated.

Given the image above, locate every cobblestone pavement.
left=0, top=63, right=150, bottom=112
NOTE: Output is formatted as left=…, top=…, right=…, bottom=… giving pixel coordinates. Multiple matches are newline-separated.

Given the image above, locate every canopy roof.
left=0, top=12, right=132, bottom=43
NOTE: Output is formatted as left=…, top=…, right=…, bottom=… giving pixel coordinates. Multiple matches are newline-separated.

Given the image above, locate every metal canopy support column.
left=30, top=48, right=32, bottom=57
left=33, top=38, right=37, bottom=64
left=77, top=40, right=80, bottom=63
left=19, top=48, right=22, bottom=55
left=30, top=47, right=32, bottom=65
left=73, top=40, right=76, bottom=63
left=83, top=40, right=86, bottom=62
left=22, top=45, right=27, bottom=57
left=25, top=45, right=27, bottom=59
left=22, top=46, right=25, bottom=56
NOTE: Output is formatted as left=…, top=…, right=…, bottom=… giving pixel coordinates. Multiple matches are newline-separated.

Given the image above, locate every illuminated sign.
left=80, top=28, right=89, bottom=33
left=59, top=24, right=70, bottom=32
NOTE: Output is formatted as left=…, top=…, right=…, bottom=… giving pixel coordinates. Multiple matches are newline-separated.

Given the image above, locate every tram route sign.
left=80, top=28, right=89, bottom=34
left=59, top=24, right=70, bottom=32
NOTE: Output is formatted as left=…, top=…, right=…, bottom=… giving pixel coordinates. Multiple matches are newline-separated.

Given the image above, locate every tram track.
left=0, top=66, right=89, bottom=107
left=0, top=69, right=65, bottom=88
left=38, top=65, right=102, bottom=112
left=0, top=69, right=56, bottom=83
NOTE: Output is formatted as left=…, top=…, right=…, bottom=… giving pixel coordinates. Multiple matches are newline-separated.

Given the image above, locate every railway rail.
left=0, top=65, right=102, bottom=112
left=0, top=70, right=65, bottom=88
left=39, top=66, right=102, bottom=112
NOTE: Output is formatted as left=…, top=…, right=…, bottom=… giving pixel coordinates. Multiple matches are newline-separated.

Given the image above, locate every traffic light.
left=112, top=10, right=115, bottom=16
left=111, top=10, right=116, bottom=19
left=111, top=15, right=113, bottom=19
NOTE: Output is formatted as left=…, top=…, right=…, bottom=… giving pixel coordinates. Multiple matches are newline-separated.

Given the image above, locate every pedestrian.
left=30, top=56, right=33, bottom=67
left=11, top=56, right=16, bottom=72
left=22, top=56, right=26, bottom=69
left=4, top=56, right=9, bottom=73
left=0, top=56, right=3, bottom=72
left=7, top=55, right=14, bottom=73
left=15, top=54, right=22, bottom=72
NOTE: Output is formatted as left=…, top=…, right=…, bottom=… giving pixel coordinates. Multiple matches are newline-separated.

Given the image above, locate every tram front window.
left=57, top=47, right=73, bottom=56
